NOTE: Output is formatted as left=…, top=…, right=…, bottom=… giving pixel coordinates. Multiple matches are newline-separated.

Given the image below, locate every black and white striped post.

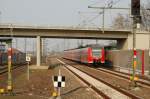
left=53, top=70, right=65, bottom=98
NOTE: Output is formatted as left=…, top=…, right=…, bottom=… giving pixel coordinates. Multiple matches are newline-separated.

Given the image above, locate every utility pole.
left=45, top=39, right=47, bottom=56
left=67, top=39, right=70, bottom=49
left=96, top=39, right=98, bottom=45
left=24, top=38, right=27, bottom=53
left=64, top=39, right=66, bottom=50
left=7, top=24, right=13, bottom=94
left=15, top=38, right=18, bottom=49
left=32, top=40, right=35, bottom=56
left=102, top=8, right=105, bottom=33
left=81, top=39, right=83, bottom=47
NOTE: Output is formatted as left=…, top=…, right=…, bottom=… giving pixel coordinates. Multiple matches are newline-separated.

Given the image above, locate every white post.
left=27, top=61, right=30, bottom=80
left=58, top=69, right=61, bottom=97
left=36, top=36, right=41, bottom=66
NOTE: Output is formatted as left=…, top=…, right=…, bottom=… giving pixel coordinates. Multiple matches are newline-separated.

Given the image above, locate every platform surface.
left=29, top=65, right=49, bottom=69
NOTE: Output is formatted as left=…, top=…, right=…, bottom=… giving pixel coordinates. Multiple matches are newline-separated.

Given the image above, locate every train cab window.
left=92, top=49, right=101, bottom=57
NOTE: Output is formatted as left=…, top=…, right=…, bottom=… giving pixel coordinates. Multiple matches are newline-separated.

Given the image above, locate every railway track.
left=0, top=64, right=27, bottom=89
left=116, top=70, right=150, bottom=81
left=79, top=64, right=150, bottom=88
left=96, top=67, right=150, bottom=87
left=98, top=66, right=150, bottom=81
left=64, top=58, right=150, bottom=88
left=0, top=64, right=26, bottom=75
left=58, top=59, right=144, bottom=99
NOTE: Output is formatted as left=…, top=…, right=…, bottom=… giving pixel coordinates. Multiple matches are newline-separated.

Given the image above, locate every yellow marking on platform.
left=52, top=92, right=57, bottom=97
left=0, top=89, right=4, bottom=94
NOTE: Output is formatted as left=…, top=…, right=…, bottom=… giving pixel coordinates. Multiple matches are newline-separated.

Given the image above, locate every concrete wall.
left=117, top=31, right=150, bottom=50
left=136, top=34, right=149, bottom=49
left=106, top=50, right=149, bottom=74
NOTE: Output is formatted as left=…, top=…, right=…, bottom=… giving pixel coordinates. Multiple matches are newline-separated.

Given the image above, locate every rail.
left=58, top=59, right=142, bottom=99
left=0, top=65, right=26, bottom=75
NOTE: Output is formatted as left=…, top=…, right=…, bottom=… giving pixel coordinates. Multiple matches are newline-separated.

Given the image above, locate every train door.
left=87, top=47, right=93, bottom=64
left=101, top=47, right=105, bottom=63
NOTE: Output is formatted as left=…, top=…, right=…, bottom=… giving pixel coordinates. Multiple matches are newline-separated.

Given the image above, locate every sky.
left=0, top=0, right=148, bottom=27
left=0, top=0, right=148, bottom=53
left=1, top=0, right=146, bottom=27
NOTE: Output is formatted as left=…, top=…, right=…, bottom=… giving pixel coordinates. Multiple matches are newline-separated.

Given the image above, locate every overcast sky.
left=0, top=0, right=148, bottom=53
left=1, top=0, right=147, bottom=26
left=0, top=0, right=148, bottom=26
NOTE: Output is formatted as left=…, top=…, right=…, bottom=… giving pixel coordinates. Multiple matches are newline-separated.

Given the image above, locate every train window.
left=92, top=49, right=101, bottom=57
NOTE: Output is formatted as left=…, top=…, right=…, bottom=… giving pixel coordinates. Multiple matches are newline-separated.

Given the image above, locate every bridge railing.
left=0, top=23, right=148, bottom=32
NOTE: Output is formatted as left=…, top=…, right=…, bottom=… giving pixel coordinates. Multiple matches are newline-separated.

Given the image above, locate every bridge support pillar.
left=117, top=34, right=134, bottom=50
left=36, top=36, right=41, bottom=66
left=117, top=39, right=128, bottom=50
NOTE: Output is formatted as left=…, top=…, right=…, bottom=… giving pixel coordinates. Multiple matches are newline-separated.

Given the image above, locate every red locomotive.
left=63, top=45, right=105, bottom=65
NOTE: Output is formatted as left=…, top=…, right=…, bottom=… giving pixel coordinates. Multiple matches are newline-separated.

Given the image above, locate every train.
left=0, top=48, right=26, bottom=66
left=63, top=45, right=112, bottom=66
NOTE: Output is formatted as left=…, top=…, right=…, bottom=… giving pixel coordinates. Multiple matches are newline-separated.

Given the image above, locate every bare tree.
left=112, top=13, right=131, bottom=30
left=112, top=1, right=150, bottom=31
left=123, top=14, right=131, bottom=29
left=141, top=1, right=150, bottom=31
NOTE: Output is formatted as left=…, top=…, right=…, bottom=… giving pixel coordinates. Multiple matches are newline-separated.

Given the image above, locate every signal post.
left=130, top=0, right=141, bottom=87
left=6, top=39, right=14, bottom=95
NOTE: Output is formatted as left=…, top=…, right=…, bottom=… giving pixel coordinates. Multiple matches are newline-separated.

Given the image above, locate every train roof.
left=64, top=44, right=116, bottom=51
left=64, top=44, right=112, bottom=51
left=64, top=47, right=88, bottom=51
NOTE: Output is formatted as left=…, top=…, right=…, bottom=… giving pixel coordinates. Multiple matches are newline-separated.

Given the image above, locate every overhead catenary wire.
left=88, top=0, right=104, bottom=7
left=77, top=11, right=102, bottom=28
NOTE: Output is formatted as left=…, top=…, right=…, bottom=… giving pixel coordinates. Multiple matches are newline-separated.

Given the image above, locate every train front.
left=92, top=47, right=105, bottom=65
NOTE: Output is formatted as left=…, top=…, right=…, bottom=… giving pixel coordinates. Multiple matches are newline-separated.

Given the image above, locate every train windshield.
left=92, top=49, right=101, bottom=57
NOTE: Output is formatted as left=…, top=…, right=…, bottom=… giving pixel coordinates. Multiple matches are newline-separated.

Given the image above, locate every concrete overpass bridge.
left=0, top=24, right=130, bottom=39
left=0, top=24, right=149, bottom=66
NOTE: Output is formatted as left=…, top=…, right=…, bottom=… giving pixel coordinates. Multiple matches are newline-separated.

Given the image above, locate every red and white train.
left=63, top=46, right=106, bottom=65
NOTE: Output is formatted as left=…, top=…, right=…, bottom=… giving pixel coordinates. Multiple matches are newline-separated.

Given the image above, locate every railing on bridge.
left=0, top=23, right=132, bottom=31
